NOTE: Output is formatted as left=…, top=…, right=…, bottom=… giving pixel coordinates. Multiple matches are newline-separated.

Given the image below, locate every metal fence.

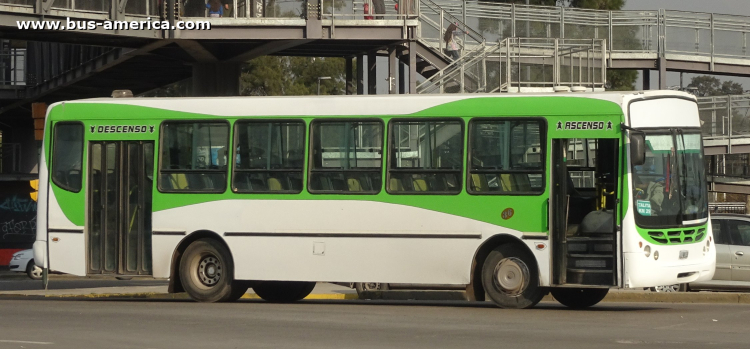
left=418, top=38, right=606, bottom=94
left=429, top=1, right=750, bottom=66
left=699, top=95, right=750, bottom=140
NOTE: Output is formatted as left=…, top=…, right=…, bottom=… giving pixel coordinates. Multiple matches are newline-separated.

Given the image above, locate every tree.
left=688, top=75, right=745, bottom=97
left=240, top=56, right=347, bottom=96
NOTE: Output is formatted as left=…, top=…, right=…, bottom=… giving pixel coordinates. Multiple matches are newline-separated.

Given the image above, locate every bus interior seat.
left=347, top=178, right=363, bottom=192
left=500, top=174, right=513, bottom=192
left=390, top=178, right=405, bottom=192
left=412, top=178, right=428, bottom=192
left=169, top=173, right=189, bottom=190
left=268, top=177, right=283, bottom=191
left=471, top=174, right=488, bottom=191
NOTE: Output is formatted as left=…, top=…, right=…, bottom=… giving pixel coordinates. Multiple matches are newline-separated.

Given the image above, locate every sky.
left=623, top=0, right=750, bottom=91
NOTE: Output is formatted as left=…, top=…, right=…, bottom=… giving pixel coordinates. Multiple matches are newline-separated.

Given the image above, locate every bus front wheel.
left=481, top=244, right=546, bottom=309
left=551, top=288, right=609, bottom=308
left=180, top=238, right=245, bottom=302
left=252, top=281, right=316, bottom=303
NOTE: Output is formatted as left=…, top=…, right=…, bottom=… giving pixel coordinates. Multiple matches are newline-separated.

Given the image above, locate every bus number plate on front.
left=679, top=250, right=689, bottom=259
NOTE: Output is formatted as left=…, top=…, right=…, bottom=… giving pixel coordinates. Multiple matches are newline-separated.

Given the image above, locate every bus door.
left=551, top=138, right=620, bottom=286
left=88, top=141, right=154, bottom=276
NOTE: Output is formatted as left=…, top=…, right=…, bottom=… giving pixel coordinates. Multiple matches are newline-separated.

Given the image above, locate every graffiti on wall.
left=0, top=181, right=38, bottom=246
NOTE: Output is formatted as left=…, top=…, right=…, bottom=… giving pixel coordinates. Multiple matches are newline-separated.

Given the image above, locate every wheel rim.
left=492, top=257, right=530, bottom=297
left=654, top=284, right=680, bottom=292
left=31, top=266, right=42, bottom=279
left=197, top=255, right=222, bottom=287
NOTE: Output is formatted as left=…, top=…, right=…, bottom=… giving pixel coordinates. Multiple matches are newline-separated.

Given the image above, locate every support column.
left=642, top=69, right=650, bottom=90
left=368, top=51, right=377, bottom=95
left=346, top=56, right=353, bottom=95
left=658, top=57, right=667, bottom=90
left=409, top=41, right=417, bottom=94
left=399, top=61, right=406, bottom=94
left=388, top=47, right=397, bottom=94
left=357, top=54, right=365, bottom=95
left=192, top=63, right=241, bottom=96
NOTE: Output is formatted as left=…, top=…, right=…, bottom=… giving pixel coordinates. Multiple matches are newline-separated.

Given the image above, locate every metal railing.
left=418, top=38, right=606, bottom=94
left=699, top=95, right=750, bottom=140
left=418, top=0, right=485, bottom=62
left=426, top=1, right=750, bottom=66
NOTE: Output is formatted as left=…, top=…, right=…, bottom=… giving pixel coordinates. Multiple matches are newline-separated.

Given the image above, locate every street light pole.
left=317, top=76, right=332, bottom=95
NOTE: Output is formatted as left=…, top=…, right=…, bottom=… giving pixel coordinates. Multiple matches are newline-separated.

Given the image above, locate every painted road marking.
left=0, top=340, right=53, bottom=345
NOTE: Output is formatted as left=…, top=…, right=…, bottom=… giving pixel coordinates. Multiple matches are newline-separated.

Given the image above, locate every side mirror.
left=630, top=133, right=646, bottom=166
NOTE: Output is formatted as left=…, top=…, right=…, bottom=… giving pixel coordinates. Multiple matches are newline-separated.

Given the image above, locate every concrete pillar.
left=357, top=54, right=365, bottom=95
left=388, top=47, right=397, bottom=94
left=642, top=69, right=650, bottom=90
left=191, top=63, right=241, bottom=96
left=409, top=41, right=417, bottom=94
left=368, top=52, right=377, bottom=95
left=346, top=56, right=353, bottom=95
left=658, top=57, right=667, bottom=90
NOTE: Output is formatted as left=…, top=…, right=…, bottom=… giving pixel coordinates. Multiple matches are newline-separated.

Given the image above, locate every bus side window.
left=467, top=119, right=545, bottom=195
left=387, top=119, right=463, bottom=194
left=232, top=120, right=305, bottom=194
left=158, top=121, right=229, bottom=193
left=51, top=122, right=84, bottom=193
left=308, top=120, right=383, bottom=194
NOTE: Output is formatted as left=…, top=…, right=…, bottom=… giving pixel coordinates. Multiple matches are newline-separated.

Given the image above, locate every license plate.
left=679, top=250, right=689, bottom=259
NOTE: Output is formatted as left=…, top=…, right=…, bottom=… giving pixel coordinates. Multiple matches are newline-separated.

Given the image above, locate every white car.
left=8, top=249, right=42, bottom=280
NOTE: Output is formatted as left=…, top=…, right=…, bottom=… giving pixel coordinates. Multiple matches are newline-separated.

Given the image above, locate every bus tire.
left=481, top=244, right=545, bottom=309
left=551, top=288, right=609, bottom=308
left=355, top=282, right=389, bottom=298
left=252, top=281, right=316, bottom=303
left=179, top=238, right=239, bottom=303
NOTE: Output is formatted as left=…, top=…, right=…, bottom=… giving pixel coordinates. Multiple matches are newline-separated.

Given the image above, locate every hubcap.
left=198, top=255, right=222, bottom=286
left=493, top=257, right=530, bottom=297
left=31, top=266, right=42, bottom=279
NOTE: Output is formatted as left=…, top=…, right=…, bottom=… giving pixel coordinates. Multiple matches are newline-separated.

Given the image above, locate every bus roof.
left=47, top=90, right=695, bottom=120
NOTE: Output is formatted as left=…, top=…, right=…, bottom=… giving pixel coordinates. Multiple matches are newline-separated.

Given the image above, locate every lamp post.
left=317, top=76, right=332, bottom=95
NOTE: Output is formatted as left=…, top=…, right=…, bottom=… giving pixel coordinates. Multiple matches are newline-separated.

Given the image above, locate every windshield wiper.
left=676, top=129, right=688, bottom=225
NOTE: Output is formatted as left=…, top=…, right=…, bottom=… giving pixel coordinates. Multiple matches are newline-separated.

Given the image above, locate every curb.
left=0, top=292, right=360, bottom=301
left=1, top=290, right=749, bottom=304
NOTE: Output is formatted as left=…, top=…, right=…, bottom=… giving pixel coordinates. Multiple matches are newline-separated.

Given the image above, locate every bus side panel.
left=152, top=200, right=544, bottom=285
left=47, top=188, right=87, bottom=276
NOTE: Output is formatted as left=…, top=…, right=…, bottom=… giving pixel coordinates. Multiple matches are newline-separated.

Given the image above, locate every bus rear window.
left=52, top=122, right=84, bottom=192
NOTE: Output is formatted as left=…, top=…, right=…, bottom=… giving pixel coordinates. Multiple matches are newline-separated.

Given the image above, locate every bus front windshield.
left=632, top=131, right=708, bottom=227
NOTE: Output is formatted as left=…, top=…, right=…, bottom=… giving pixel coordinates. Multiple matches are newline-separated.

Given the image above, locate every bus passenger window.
left=388, top=119, right=463, bottom=194
left=309, top=120, right=383, bottom=194
left=233, top=120, right=305, bottom=193
left=52, top=122, right=84, bottom=192
left=468, top=119, right=545, bottom=194
left=158, top=121, right=229, bottom=193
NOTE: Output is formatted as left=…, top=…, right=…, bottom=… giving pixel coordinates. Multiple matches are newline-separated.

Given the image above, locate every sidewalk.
left=1, top=281, right=749, bottom=304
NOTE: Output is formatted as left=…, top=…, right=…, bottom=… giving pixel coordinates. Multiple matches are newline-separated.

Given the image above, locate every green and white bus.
left=33, top=90, right=714, bottom=308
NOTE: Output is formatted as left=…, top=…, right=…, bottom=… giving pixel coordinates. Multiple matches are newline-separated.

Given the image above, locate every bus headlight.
left=644, top=245, right=651, bottom=258
left=654, top=250, right=659, bottom=261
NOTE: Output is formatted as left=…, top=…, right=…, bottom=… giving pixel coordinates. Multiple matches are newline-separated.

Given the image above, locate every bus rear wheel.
left=180, top=238, right=245, bottom=303
left=252, top=281, right=316, bottom=303
left=551, top=288, right=609, bottom=308
left=481, top=244, right=545, bottom=309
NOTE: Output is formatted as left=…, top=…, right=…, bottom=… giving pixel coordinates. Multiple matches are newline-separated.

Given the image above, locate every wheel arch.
left=168, top=230, right=232, bottom=294
left=467, top=233, right=539, bottom=302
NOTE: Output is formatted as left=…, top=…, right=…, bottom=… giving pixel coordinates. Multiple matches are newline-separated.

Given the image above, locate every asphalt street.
left=0, top=298, right=747, bottom=349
